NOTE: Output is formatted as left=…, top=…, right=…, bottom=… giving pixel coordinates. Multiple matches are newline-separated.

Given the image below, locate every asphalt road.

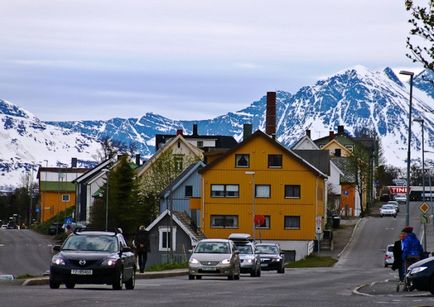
left=0, top=229, right=54, bottom=276
left=2, top=202, right=434, bottom=306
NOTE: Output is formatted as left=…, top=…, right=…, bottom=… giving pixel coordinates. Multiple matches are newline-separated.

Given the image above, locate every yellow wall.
left=40, top=192, right=76, bottom=222
left=322, top=141, right=351, bottom=157
left=200, top=135, right=325, bottom=241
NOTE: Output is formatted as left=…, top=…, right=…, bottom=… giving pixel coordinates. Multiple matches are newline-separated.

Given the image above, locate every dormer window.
left=197, top=140, right=203, bottom=148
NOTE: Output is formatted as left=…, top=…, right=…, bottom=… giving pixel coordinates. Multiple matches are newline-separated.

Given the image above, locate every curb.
left=337, top=218, right=362, bottom=259
left=22, top=270, right=188, bottom=286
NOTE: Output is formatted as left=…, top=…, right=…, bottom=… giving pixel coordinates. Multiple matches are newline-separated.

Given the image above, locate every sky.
left=0, top=0, right=424, bottom=121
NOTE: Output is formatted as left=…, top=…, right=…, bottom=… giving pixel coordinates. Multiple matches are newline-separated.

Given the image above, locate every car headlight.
left=245, top=258, right=253, bottom=264
left=221, top=259, right=231, bottom=265
left=272, top=258, right=281, bottom=262
left=411, top=266, right=428, bottom=274
left=51, top=256, right=65, bottom=266
left=189, top=257, right=199, bottom=264
left=102, top=256, right=119, bottom=266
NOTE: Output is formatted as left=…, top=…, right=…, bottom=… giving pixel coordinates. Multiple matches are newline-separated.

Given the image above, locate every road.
left=0, top=229, right=54, bottom=276
left=1, top=201, right=434, bottom=306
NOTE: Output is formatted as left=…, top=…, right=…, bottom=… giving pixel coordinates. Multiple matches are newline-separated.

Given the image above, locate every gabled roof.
left=156, top=134, right=238, bottom=151
left=320, top=139, right=352, bottom=155
left=199, top=130, right=327, bottom=178
left=73, top=157, right=116, bottom=184
left=136, top=134, right=204, bottom=177
left=293, top=150, right=330, bottom=176
left=291, top=135, right=320, bottom=150
left=146, top=209, right=206, bottom=243
left=160, top=161, right=206, bottom=199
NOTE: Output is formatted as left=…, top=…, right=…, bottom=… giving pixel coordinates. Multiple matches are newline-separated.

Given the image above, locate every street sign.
left=64, top=216, right=73, bottom=224
left=421, top=213, right=429, bottom=224
left=419, top=202, right=431, bottom=214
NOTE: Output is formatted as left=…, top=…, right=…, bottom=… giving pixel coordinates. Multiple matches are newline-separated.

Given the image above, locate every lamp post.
left=245, top=171, right=256, bottom=240
left=102, top=169, right=110, bottom=231
left=414, top=118, right=426, bottom=250
left=400, top=70, right=414, bottom=226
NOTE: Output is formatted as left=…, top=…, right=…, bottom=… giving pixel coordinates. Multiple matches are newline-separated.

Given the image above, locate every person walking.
left=392, top=230, right=406, bottom=282
left=134, top=225, right=149, bottom=273
left=402, top=226, right=423, bottom=268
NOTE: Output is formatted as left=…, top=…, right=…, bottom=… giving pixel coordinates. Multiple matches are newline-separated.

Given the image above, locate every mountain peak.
left=0, top=99, right=33, bottom=119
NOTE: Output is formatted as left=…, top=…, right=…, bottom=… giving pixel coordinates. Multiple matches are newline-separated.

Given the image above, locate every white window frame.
left=158, top=226, right=177, bottom=252
left=255, top=185, right=271, bottom=198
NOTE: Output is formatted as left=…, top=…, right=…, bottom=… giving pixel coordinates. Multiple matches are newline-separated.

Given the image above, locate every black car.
left=405, top=256, right=434, bottom=293
left=255, top=243, right=285, bottom=274
left=49, top=230, right=136, bottom=290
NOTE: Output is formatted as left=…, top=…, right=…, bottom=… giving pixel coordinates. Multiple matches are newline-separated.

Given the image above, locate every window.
left=334, top=149, right=341, bottom=157
left=284, top=216, right=300, bottom=229
left=255, top=185, right=270, bottom=198
left=268, top=154, right=282, bottom=168
left=174, top=155, right=184, bottom=171
left=62, top=194, right=70, bottom=202
left=211, top=215, right=238, bottom=228
left=255, top=215, right=271, bottom=229
left=197, top=140, right=203, bottom=148
left=158, top=226, right=177, bottom=251
left=284, top=185, right=301, bottom=198
left=211, top=184, right=239, bottom=198
left=185, top=185, right=193, bottom=197
left=235, top=154, right=250, bottom=168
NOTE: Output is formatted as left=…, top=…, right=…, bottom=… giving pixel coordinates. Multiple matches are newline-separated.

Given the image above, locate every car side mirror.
left=121, top=246, right=132, bottom=253
left=188, top=249, right=193, bottom=253
left=52, top=245, right=61, bottom=253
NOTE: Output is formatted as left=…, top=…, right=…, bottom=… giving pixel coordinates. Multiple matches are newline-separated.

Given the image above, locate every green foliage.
left=405, top=0, right=434, bottom=71
left=145, top=262, right=188, bottom=272
left=285, top=255, right=337, bottom=268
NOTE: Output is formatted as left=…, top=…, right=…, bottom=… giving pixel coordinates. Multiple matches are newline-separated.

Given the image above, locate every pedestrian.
left=133, top=225, right=149, bottom=273
left=402, top=226, right=423, bottom=268
left=392, top=230, right=406, bottom=282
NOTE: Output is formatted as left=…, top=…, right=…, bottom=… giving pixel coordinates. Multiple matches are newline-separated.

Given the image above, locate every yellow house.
left=38, top=167, right=88, bottom=222
left=196, top=130, right=328, bottom=260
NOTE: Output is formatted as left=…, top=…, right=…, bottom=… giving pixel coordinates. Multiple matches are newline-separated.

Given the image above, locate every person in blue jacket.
left=401, top=226, right=423, bottom=270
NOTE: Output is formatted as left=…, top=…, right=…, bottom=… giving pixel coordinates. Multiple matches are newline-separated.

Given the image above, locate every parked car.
left=255, top=243, right=285, bottom=273
left=379, top=204, right=397, bottom=218
left=6, top=222, right=18, bottom=229
left=1, top=224, right=8, bottom=229
left=405, top=256, right=434, bottom=294
left=384, top=244, right=394, bottom=267
left=394, top=194, right=407, bottom=203
left=387, top=201, right=400, bottom=213
left=49, top=230, right=136, bottom=290
left=228, top=233, right=261, bottom=277
left=188, top=239, right=241, bottom=280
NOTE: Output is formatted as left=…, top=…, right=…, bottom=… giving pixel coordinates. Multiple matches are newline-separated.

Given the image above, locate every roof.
left=73, top=157, right=115, bottom=184
left=146, top=210, right=206, bottom=243
left=160, top=161, right=206, bottom=199
left=293, top=150, right=330, bottom=176
left=156, top=134, right=238, bottom=151
left=199, top=130, right=327, bottom=178
left=37, top=167, right=89, bottom=179
left=331, top=157, right=356, bottom=183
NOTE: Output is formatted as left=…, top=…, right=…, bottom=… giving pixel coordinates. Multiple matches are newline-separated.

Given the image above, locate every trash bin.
left=332, top=216, right=341, bottom=229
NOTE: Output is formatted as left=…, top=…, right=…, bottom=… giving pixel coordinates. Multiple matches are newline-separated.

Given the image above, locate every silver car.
left=188, top=239, right=241, bottom=280
left=379, top=204, right=397, bottom=217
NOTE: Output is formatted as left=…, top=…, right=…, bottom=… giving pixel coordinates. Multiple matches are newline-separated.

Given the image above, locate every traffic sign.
left=419, top=202, right=431, bottom=214
left=421, top=213, right=429, bottom=224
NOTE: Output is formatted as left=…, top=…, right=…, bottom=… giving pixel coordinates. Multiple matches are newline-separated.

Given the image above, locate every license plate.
left=261, top=263, right=268, bottom=267
left=202, top=267, right=216, bottom=271
left=71, top=269, right=93, bottom=275
left=261, top=258, right=269, bottom=262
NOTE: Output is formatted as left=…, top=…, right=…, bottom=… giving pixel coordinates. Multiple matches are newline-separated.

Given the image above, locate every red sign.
left=254, top=215, right=266, bottom=226
left=389, top=186, right=410, bottom=194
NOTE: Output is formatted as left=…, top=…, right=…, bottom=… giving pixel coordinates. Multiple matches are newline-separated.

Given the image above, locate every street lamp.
left=245, top=171, right=256, bottom=240
left=400, top=70, right=414, bottom=226
left=102, top=169, right=110, bottom=231
left=414, top=118, right=425, bottom=200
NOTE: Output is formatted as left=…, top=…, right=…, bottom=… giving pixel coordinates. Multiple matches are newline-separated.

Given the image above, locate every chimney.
left=329, top=131, right=335, bottom=141
left=192, top=124, right=198, bottom=136
left=243, top=123, right=252, bottom=140
left=306, top=129, right=311, bottom=138
left=135, top=154, right=141, bottom=166
left=176, top=129, right=183, bottom=136
left=71, top=158, right=77, bottom=168
left=338, top=125, right=344, bottom=134
left=266, top=91, right=276, bottom=136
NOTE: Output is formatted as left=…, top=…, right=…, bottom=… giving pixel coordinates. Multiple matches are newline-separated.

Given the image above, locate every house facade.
left=196, top=130, right=327, bottom=261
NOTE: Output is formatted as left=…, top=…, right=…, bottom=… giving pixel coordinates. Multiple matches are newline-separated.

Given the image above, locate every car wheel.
left=49, top=279, right=60, bottom=289
left=256, top=267, right=261, bottom=277
left=234, top=273, right=240, bottom=280
left=228, top=271, right=234, bottom=280
left=112, top=269, right=123, bottom=290
left=430, top=277, right=434, bottom=294
left=250, top=269, right=256, bottom=277
left=65, top=282, right=75, bottom=289
left=196, top=275, right=202, bottom=280
left=188, top=274, right=195, bottom=280
left=125, top=270, right=135, bottom=290
left=278, top=266, right=285, bottom=274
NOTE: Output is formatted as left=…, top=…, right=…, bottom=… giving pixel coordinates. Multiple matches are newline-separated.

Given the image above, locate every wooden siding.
left=40, top=191, right=76, bottom=222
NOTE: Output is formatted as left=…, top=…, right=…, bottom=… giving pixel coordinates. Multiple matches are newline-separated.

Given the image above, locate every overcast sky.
left=0, top=0, right=422, bottom=121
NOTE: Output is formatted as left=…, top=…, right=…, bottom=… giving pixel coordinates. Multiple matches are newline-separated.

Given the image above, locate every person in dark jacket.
left=392, top=230, right=407, bottom=282
left=134, top=225, right=149, bottom=273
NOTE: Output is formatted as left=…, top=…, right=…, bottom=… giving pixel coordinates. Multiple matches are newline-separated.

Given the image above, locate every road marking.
left=0, top=244, right=4, bottom=247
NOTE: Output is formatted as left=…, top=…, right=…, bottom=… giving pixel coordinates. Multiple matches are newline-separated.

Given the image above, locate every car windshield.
left=382, top=205, right=394, bottom=209
left=236, top=245, right=253, bottom=254
left=387, top=246, right=394, bottom=252
left=62, top=235, right=118, bottom=252
left=195, top=242, right=230, bottom=254
left=256, top=245, right=278, bottom=254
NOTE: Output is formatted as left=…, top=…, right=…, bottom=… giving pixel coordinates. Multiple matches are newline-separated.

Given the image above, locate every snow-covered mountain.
left=0, top=100, right=101, bottom=190
left=1, top=66, right=433, bottom=188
